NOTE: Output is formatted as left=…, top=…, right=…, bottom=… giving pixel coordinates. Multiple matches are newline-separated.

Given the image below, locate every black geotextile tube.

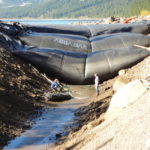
left=23, top=23, right=150, bottom=37
left=0, top=22, right=24, bottom=36
left=13, top=46, right=150, bottom=84
left=87, top=23, right=150, bottom=36
left=90, top=32, right=150, bottom=51
left=1, top=22, right=150, bottom=37
left=0, top=22, right=150, bottom=84
left=19, top=32, right=150, bottom=52
left=23, top=24, right=92, bottom=37
left=20, top=32, right=92, bottom=53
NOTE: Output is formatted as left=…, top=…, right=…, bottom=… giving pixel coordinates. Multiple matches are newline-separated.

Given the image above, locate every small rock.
left=43, top=92, right=72, bottom=102
left=118, top=69, right=126, bottom=76
left=56, top=133, right=62, bottom=139
left=27, top=91, right=36, bottom=97
left=87, top=123, right=93, bottom=130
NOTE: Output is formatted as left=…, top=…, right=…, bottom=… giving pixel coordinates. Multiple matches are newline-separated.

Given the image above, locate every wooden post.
left=134, top=44, right=150, bottom=51
left=41, top=73, right=52, bottom=84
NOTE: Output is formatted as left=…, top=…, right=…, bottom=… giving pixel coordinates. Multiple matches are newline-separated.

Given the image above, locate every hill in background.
left=0, top=0, right=150, bottom=19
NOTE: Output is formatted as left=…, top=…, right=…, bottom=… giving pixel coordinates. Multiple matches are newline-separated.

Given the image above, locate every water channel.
left=3, top=85, right=94, bottom=150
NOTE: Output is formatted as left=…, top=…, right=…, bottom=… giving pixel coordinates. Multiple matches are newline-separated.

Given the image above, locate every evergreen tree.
left=0, top=0, right=149, bottom=19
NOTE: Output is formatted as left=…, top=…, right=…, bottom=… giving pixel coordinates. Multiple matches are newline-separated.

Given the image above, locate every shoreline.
left=1, top=15, right=149, bottom=26
left=0, top=18, right=99, bottom=20
left=0, top=15, right=149, bottom=20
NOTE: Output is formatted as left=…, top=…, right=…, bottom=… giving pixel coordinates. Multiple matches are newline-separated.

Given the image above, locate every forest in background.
left=0, top=0, right=150, bottom=19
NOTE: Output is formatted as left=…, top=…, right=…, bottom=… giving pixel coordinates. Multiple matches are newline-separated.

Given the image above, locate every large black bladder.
left=0, top=22, right=150, bottom=84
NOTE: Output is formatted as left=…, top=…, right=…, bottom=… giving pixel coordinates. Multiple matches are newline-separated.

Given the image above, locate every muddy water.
left=3, top=85, right=95, bottom=150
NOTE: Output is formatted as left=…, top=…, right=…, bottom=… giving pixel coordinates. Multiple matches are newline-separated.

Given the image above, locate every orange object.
left=122, top=16, right=136, bottom=24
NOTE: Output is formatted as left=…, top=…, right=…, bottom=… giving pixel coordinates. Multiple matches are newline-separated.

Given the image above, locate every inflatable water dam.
left=0, top=22, right=150, bottom=84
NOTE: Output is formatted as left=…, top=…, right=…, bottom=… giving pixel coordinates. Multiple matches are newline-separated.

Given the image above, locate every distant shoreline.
left=0, top=18, right=99, bottom=25
left=0, top=18, right=100, bottom=20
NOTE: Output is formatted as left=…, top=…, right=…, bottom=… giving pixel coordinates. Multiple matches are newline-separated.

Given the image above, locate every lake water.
left=1, top=19, right=98, bottom=25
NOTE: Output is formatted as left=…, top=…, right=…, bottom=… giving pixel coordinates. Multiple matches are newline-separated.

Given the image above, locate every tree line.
left=0, top=0, right=149, bottom=19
